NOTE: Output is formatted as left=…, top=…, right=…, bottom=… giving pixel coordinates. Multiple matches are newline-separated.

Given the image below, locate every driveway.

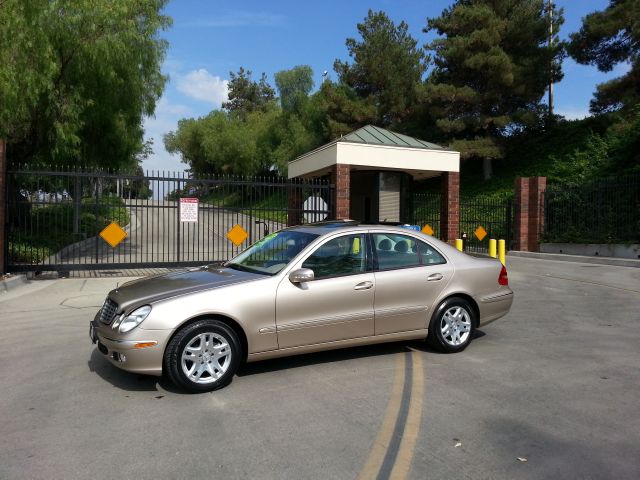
left=0, top=257, right=639, bottom=479
left=47, top=199, right=285, bottom=268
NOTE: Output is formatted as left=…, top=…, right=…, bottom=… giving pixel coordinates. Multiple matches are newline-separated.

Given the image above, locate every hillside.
left=438, top=112, right=640, bottom=200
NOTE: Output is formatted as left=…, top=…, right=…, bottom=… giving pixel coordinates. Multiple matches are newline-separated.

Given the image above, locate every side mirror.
left=289, top=268, right=314, bottom=284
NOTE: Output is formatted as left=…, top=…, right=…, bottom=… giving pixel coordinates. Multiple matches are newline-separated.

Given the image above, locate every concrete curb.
left=0, top=274, right=29, bottom=293
left=508, top=250, right=640, bottom=268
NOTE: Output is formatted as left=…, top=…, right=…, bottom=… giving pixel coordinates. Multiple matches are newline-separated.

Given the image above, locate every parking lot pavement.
left=0, top=257, right=639, bottom=480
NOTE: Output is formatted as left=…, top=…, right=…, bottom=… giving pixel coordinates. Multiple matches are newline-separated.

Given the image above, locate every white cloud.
left=142, top=97, right=193, bottom=174
left=181, top=12, right=285, bottom=28
left=176, top=69, right=229, bottom=106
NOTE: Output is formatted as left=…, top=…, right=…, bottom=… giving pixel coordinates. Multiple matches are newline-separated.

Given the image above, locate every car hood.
left=107, top=265, right=263, bottom=312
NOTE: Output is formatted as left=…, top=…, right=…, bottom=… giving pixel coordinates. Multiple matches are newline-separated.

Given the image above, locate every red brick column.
left=331, top=164, right=350, bottom=220
left=440, top=172, right=460, bottom=244
left=0, top=139, right=6, bottom=273
left=287, top=183, right=303, bottom=227
left=514, top=176, right=547, bottom=251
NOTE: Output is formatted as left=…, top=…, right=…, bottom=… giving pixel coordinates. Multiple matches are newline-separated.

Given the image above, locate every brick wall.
left=287, top=185, right=303, bottom=227
left=440, top=172, right=460, bottom=244
left=0, top=139, right=6, bottom=273
left=514, top=176, right=547, bottom=251
left=332, top=164, right=350, bottom=220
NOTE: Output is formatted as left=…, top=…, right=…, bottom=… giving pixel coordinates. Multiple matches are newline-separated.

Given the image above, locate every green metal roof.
left=338, top=125, right=444, bottom=150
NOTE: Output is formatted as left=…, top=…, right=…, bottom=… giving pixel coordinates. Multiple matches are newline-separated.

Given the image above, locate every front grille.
left=99, top=298, right=118, bottom=325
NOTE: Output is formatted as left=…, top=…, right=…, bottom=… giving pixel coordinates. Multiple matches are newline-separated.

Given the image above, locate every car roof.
left=287, top=222, right=456, bottom=249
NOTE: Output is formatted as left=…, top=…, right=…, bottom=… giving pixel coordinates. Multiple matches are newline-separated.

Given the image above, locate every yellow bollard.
left=489, top=239, right=497, bottom=258
left=498, top=239, right=506, bottom=265
left=455, top=239, right=463, bottom=251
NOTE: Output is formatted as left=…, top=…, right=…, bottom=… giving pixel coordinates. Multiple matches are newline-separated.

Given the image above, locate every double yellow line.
left=358, top=350, right=424, bottom=480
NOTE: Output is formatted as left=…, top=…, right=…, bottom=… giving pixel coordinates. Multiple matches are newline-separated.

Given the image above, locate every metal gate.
left=413, top=191, right=513, bottom=252
left=5, top=166, right=333, bottom=272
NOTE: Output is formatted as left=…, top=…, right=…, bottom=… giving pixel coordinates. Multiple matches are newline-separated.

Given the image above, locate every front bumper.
left=89, top=317, right=172, bottom=377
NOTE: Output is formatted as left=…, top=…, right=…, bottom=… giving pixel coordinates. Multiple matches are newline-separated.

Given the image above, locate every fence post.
left=0, top=139, right=6, bottom=274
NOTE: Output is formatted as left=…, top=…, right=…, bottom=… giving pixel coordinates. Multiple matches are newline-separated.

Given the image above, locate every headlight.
left=118, top=305, right=152, bottom=333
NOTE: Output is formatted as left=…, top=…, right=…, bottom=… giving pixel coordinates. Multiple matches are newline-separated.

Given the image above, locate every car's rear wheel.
left=427, top=297, right=475, bottom=353
left=164, top=319, right=241, bottom=392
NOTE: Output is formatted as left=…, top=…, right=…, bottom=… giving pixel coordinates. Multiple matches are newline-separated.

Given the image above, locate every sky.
left=143, top=0, right=626, bottom=174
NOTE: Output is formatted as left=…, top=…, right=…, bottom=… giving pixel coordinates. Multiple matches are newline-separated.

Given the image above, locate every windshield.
left=225, top=230, right=319, bottom=275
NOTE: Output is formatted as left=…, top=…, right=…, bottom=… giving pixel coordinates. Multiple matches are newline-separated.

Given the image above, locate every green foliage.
left=166, top=66, right=331, bottom=176
left=0, top=0, right=171, bottom=168
left=275, top=66, right=314, bottom=113
left=222, top=67, right=276, bottom=116
left=567, top=0, right=640, bottom=114
left=423, top=0, right=564, bottom=163
left=9, top=195, right=130, bottom=264
left=330, top=10, right=426, bottom=131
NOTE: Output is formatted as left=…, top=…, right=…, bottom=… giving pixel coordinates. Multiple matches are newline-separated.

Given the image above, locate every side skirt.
left=246, top=329, right=428, bottom=363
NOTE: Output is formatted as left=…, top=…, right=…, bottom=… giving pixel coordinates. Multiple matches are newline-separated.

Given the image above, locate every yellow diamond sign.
left=474, top=225, right=488, bottom=241
left=421, top=224, right=434, bottom=236
left=100, top=222, right=127, bottom=248
left=227, top=224, right=248, bottom=247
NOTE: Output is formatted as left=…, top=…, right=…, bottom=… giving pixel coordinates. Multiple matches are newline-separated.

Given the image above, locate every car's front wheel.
left=427, top=297, right=476, bottom=353
left=164, top=319, right=241, bottom=392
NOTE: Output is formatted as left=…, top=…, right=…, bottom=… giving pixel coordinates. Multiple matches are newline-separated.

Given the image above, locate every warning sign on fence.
left=180, top=198, right=198, bottom=222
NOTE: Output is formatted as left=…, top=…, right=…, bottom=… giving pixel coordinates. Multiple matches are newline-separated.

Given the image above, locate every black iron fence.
left=5, top=166, right=332, bottom=271
left=543, top=175, right=640, bottom=244
left=459, top=196, right=513, bottom=253
left=412, top=193, right=441, bottom=237
left=413, top=192, right=513, bottom=252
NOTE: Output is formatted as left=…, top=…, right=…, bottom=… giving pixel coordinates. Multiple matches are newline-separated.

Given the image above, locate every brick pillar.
left=287, top=183, right=303, bottom=227
left=331, top=164, right=350, bottom=220
left=514, top=176, right=546, bottom=251
left=0, top=139, right=6, bottom=273
left=527, top=176, right=546, bottom=251
left=440, top=172, right=460, bottom=244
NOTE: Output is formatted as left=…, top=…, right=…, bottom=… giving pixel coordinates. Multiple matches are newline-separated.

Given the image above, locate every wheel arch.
left=164, top=313, right=249, bottom=363
left=433, top=292, right=481, bottom=328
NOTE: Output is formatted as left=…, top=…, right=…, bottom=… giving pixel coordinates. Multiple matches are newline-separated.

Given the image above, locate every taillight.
left=498, top=265, right=509, bottom=286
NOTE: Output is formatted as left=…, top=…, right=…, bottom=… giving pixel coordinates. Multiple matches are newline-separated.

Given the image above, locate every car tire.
left=427, top=297, right=476, bottom=353
left=164, top=319, right=241, bottom=393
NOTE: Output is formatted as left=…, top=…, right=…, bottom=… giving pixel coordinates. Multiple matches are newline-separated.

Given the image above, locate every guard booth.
left=288, top=125, right=461, bottom=242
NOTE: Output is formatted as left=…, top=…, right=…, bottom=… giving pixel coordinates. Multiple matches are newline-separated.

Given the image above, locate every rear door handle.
left=354, top=281, right=373, bottom=290
left=427, top=273, right=443, bottom=282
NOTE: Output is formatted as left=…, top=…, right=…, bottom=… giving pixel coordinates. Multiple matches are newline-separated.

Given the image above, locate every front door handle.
left=354, top=281, right=373, bottom=290
left=427, top=273, right=443, bottom=282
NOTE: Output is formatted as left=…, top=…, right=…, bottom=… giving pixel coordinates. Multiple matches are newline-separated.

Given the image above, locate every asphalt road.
left=1, top=257, right=639, bottom=479
left=49, top=199, right=284, bottom=267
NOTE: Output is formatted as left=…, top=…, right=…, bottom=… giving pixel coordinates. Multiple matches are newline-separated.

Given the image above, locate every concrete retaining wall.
left=540, top=243, right=640, bottom=260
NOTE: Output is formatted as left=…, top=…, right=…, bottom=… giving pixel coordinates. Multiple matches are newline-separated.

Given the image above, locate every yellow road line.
left=390, top=351, right=424, bottom=479
left=358, top=354, right=406, bottom=480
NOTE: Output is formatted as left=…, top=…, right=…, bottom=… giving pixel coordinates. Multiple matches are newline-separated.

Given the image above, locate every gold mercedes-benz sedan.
left=90, top=221, right=513, bottom=392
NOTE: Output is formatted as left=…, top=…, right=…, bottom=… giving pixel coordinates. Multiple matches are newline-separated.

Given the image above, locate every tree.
left=274, top=66, right=314, bottom=113
left=0, top=0, right=171, bottom=168
left=164, top=109, right=281, bottom=176
left=329, top=10, right=426, bottom=131
left=222, top=67, right=276, bottom=116
left=424, top=0, right=564, bottom=179
left=567, top=0, right=640, bottom=114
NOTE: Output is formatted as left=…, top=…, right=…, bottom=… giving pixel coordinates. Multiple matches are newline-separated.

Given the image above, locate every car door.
left=372, top=232, right=452, bottom=335
left=275, top=232, right=375, bottom=349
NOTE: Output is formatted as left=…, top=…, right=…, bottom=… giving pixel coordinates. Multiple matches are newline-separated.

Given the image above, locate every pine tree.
left=424, top=0, right=564, bottom=179
left=568, top=0, right=640, bottom=114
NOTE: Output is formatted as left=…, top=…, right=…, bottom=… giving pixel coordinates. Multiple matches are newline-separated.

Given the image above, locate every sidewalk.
left=509, top=250, right=640, bottom=268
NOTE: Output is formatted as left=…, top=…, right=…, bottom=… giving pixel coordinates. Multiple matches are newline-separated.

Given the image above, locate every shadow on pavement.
left=88, top=348, right=181, bottom=393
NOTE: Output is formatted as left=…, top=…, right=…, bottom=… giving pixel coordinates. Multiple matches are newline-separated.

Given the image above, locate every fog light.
left=134, top=341, right=157, bottom=349
left=112, top=352, right=127, bottom=363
